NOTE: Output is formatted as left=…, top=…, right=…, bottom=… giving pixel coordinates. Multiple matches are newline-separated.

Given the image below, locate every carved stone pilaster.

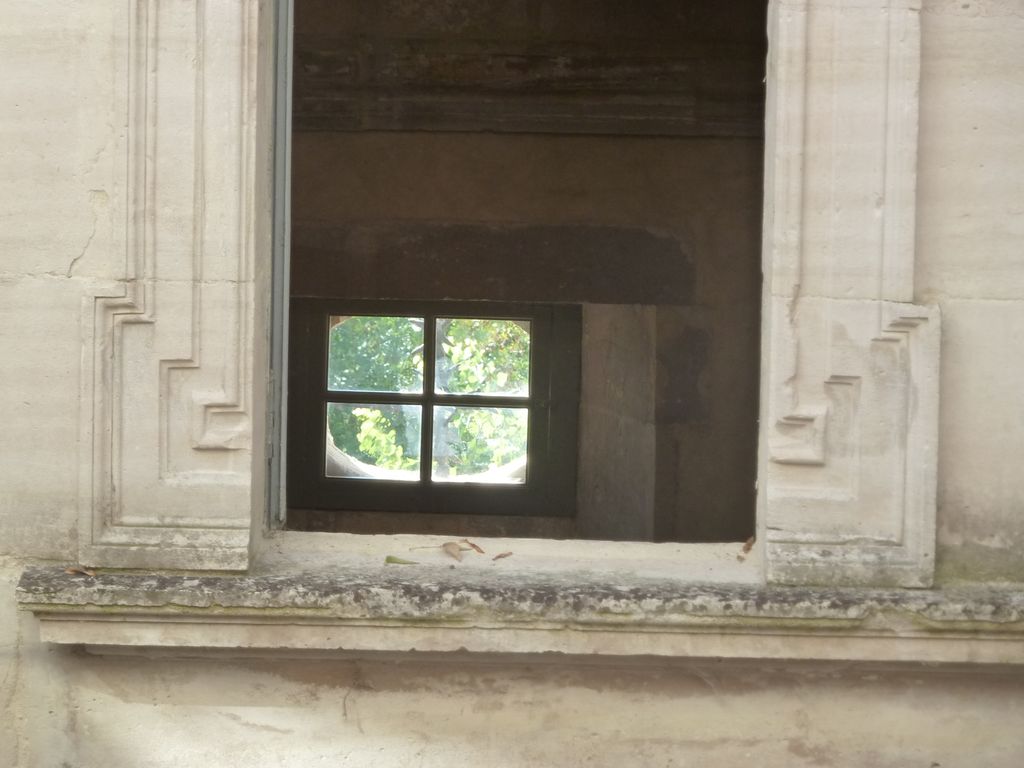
left=761, top=0, right=939, bottom=586
left=80, top=0, right=261, bottom=570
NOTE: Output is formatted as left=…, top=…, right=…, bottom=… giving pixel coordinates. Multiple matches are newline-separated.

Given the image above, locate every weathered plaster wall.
left=917, top=0, right=1024, bottom=583
left=3, top=597, right=1024, bottom=768
left=2, top=1, right=1024, bottom=766
left=0, top=0, right=121, bottom=561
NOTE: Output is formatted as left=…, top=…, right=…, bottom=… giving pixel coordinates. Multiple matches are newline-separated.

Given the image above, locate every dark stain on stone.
left=656, top=325, right=710, bottom=423
left=291, top=222, right=695, bottom=306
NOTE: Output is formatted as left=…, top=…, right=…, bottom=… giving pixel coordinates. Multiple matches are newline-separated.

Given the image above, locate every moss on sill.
left=15, top=565, right=1024, bottom=638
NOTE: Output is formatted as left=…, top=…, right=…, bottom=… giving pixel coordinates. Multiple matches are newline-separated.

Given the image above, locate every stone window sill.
left=15, top=533, right=1024, bottom=665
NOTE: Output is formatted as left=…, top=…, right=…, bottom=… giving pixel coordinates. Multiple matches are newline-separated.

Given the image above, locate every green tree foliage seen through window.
left=326, top=315, right=531, bottom=477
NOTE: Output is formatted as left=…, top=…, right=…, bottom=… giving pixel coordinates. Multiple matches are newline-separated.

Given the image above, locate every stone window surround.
left=21, top=0, right=1000, bottom=664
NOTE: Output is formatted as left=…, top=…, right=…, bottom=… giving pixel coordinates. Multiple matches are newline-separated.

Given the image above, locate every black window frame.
left=287, top=298, right=580, bottom=519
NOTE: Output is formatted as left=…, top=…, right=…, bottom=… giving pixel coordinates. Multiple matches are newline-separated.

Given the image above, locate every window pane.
left=431, top=406, right=528, bottom=484
left=326, top=403, right=421, bottom=481
left=435, top=318, right=530, bottom=397
left=327, top=315, right=424, bottom=393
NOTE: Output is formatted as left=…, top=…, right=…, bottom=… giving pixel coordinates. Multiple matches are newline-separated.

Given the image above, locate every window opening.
left=282, top=0, right=767, bottom=541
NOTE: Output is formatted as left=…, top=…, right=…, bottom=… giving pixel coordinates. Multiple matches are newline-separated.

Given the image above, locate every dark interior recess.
left=287, top=0, right=768, bottom=542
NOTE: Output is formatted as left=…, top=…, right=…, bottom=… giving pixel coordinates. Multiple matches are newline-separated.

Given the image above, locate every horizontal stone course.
left=18, top=566, right=1024, bottom=631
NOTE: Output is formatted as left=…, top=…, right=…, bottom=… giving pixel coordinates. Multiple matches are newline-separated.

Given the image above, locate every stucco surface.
left=39, top=657, right=1024, bottom=767
left=918, top=0, right=1024, bottom=582
left=2, top=0, right=1024, bottom=765
left=3, top=559, right=1024, bottom=768
left=0, top=0, right=121, bottom=560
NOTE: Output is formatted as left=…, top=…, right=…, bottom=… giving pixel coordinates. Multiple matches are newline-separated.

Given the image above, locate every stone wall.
left=1, top=1, right=1024, bottom=765
left=918, top=0, right=1024, bottom=584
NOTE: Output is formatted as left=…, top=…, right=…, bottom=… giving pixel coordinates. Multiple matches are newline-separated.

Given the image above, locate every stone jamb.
left=68, top=0, right=940, bottom=594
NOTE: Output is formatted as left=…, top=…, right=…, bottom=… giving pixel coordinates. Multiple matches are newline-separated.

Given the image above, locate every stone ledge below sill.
left=16, top=566, right=1024, bottom=664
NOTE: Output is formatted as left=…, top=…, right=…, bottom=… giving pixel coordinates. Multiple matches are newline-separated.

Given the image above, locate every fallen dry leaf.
left=384, top=555, right=419, bottom=565
left=65, top=566, right=96, bottom=577
left=492, top=551, right=513, bottom=561
left=441, top=541, right=463, bottom=561
left=461, top=538, right=485, bottom=554
left=742, top=536, right=755, bottom=554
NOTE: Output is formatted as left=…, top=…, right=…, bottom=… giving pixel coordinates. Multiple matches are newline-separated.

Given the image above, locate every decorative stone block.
left=761, top=0, right=939, bottom=587
left=79, top=0, right=262, bottom=570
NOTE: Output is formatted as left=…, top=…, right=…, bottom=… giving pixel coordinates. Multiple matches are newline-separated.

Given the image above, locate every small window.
left=287, top=299, right=581, bottom=519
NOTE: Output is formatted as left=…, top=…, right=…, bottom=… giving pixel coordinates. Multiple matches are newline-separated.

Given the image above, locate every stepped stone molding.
left=76, top=0, right=939, bottom=584
left=761, top=0, right=939, bottom=587
left=79, top=0, right=260, bottom=570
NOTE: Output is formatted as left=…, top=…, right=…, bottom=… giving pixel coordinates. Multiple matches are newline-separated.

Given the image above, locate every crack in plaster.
left=80, top=124, right=113, bottom=178
left=66, top=190, right=106, bottom=277
left=1, top=592, right=25, bottom=766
